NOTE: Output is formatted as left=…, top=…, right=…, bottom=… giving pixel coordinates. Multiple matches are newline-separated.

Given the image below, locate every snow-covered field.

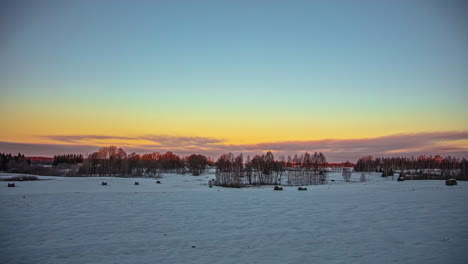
left=1, top=172, right=467, bottom=264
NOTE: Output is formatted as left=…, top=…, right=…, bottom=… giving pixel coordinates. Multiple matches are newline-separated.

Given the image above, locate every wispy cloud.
left=40, top=134, right=224, bottom=146
left=3, top=131, right=467, bottom=161
left=140, top=135, right=224, bottom=146
left=40, top=135, right=136, bottom=144
left=222, top=131, right=468, bottom=161
left=230, top=131, right=468, bottom=153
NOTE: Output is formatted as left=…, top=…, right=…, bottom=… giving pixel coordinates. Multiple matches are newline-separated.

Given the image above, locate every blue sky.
left=0, top=0, right=467, bottom=160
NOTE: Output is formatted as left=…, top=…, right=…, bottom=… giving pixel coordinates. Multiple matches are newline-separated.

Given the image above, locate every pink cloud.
left=2, top=131, right=468, bottom=162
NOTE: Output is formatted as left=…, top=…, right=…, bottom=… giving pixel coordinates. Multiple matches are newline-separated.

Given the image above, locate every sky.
left=0, top=0, right=467, bottom=161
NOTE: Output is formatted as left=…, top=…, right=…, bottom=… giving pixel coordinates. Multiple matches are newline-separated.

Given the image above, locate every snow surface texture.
left=1, top=172, right=467, bottom=264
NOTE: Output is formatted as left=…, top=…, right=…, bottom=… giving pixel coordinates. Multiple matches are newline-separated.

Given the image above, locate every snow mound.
left=1, top=172, right=467, bottom=264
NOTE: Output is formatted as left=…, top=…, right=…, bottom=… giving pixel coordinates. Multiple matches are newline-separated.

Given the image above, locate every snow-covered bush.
left=360, top=173, right=367, bottom=182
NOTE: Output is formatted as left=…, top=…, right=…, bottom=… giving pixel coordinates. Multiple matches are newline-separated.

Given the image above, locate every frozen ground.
left=1, top=172, right=467, bottom=264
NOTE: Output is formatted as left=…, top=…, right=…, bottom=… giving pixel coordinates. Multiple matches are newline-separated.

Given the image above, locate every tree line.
left=77, top=146, right=210, bottom=177
left=0, top=153, right=31, bottom=172
left=3, top=147, right=467, bottom=182
left=214, top=151, right=328, bottom=187
left=52, top=154, right=84, bottom=166
left=354, top=155, right=468, bottom=180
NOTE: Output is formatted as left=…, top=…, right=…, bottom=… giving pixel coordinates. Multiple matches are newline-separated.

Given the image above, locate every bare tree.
left=342, top=167, right=352, bottom=182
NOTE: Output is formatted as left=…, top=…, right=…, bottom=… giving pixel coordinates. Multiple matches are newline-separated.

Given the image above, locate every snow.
left=1, top=172, right=467, bottom=264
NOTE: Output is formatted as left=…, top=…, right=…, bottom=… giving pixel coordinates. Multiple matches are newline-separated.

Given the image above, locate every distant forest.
left=1, top=147, right=467, bottom=182
left=52, top=154, right=84, bottom=166
left=355, top=155, right=468, bottom=180
left=0, top=153, right=31, bottom=171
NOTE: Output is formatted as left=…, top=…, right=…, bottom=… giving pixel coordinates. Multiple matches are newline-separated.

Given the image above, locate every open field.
left=1, top=172, right=467, bottom=264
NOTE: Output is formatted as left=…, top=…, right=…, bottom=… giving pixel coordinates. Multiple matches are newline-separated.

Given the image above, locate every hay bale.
left=446, top=178, right=457, bottom=186
left=8, top=183, right=15, bottom=187
left=134, top=182, right=139, bottom=185
left=397, top=176, right=405, bottom=181
left=101, top=182, right=107, bottom=186
left=298, top=187, right=307, bottom=191
left=274, top=186, right=283, bottom=191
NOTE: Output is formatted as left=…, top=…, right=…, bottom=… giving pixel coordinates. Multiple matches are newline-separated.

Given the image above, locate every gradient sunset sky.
left=1, top=0, right=467, bottom=161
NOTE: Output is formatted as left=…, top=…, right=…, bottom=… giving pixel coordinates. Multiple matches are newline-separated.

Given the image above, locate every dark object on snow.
left=156, top=181, right=161, bottom=184
left=101, top=182, right=107, bottom=186
left=331, top=179, right=335, bottom=182
left=134, top=182, right=139, bottom=185
left=274, top=186, right=283, bottom=191
left=446, top=178, right=457, bottom=186
left=397, top=176, right=405, bottom=181
left=298, top=187, right=307, bottom=191
left=382, top=168, right=395, bottom=177
left=192, top=246, right=196, bottom=248
left=8, top=183, right=15, bottom=187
